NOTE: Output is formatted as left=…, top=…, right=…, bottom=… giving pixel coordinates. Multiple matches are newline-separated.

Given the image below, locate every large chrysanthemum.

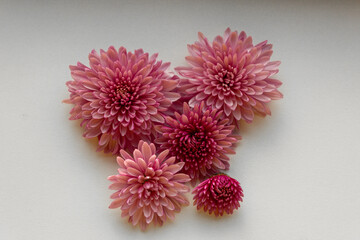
left=64, top=46, right=180, bottom=154
left=108, top=141, right=190, bottom=230
left=193, top=174, right=244, bottom=216
left=156, top=102, right=239, bottom=185
left=176, top=28, right=283, bottom=125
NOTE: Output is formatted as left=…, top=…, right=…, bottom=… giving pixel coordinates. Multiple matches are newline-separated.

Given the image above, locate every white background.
left=1, top=0, right=359, bottom=239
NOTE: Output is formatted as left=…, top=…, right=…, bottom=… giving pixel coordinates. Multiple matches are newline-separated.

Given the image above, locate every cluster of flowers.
left=64, top=28, right=282, bottom=230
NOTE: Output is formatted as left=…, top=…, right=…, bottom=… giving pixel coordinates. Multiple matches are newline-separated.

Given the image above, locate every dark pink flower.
left=193, top=174, right=244, bottom=216
left=108, top=141, right=190, bottom=230
left=64, top=46, right=180, bottom=154
left=156, top=102, right=239, bottom=185
left=176, top=28, right=283, bottom=125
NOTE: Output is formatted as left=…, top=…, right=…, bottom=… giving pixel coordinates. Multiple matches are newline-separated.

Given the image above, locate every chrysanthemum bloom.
left=108, top=141, right=190, bottom=230
left=64, top=46, right=180, bottom=154
left=156, top=102, right=239, bottom=185
left=176, top=28, right=283, bottom=125
left=193, top=174, right=244, bottom=216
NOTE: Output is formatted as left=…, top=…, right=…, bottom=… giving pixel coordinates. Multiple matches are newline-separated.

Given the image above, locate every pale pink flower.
left=156, top=102, right=239, bottom=185
left=193, top=174, right=244, bottom=216
left=108, top=141, right=190, bottom=230
left=64, top=46, right=180, bottom=154
left=176, top=28, right=283, bottom=125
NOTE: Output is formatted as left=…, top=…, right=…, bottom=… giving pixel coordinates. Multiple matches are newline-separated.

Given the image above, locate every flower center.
left=116, top=85, right=129, bottom=95
left=188, top=131, right=205, bottom=148
left=105, top=75, right=138, bottom=110
left=115, top=85, right=132, bottom=106
left=211, top=179, right=231, bottom=200
left=179, top=125, right=209, bottom=153
left=215, top=68, right=236, bottom=92
left=141, top=180, right=163, bottom=200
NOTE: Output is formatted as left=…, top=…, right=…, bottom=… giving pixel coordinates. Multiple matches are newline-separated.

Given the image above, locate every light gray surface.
left=0, top=0, right=359, bottom=239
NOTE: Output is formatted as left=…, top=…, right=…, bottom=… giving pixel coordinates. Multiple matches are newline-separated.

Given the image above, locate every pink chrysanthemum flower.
left=156, top=102, right=239, bottom=185
left=64, top=46, right=180, bottom=154
left=108, top=141, right=190, bottom=231
left=193, top=174, right=244, bottom=216
left=176, top=28, right=283, bottom=125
